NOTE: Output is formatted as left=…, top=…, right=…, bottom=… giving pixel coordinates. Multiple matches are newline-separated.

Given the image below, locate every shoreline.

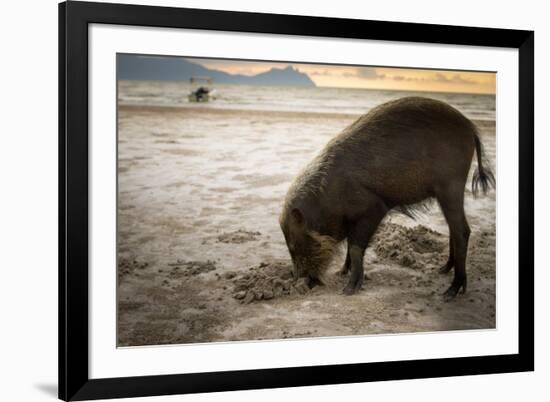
left=118, top=103, right=496, bottom=128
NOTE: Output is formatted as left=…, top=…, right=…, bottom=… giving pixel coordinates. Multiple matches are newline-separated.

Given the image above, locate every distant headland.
left=117, top=54, right=316, bottom=87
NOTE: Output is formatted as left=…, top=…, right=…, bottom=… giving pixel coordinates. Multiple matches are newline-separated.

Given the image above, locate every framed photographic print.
left=59, top=1, right=534, bottom=400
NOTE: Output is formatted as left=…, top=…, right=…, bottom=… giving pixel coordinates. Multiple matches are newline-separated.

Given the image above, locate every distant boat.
left=188, top=76, right=215, bottom=102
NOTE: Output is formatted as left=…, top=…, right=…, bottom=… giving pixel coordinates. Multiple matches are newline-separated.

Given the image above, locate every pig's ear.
left=291, top=208, right=305, bottom=226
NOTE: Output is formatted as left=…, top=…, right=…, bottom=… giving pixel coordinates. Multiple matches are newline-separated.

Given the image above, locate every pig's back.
left=327, top=97, right=476, bottom=205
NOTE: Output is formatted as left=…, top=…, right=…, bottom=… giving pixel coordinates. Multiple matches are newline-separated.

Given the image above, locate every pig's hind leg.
left=437, top=187, right=470, bottom=300
left=438, top=233, right=455, bottom=274
left=343, top=204, right=387, bottom=295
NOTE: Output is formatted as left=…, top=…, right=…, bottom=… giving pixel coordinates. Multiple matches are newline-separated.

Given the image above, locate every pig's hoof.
left=342, top=285, right=356, bottom=295
left=442, top=281, right=466, bottom=301
left=438, top=263, right=453, bottom=274
left=342, top=281, right=363, bottom=295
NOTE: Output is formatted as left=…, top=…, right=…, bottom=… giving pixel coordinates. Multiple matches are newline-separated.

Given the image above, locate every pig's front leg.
left=339, top=245, right=351, bottom=276
left=342, top=244, right=366, bottom=295
left=342, top=205, right=387, bottom=295
left=340, top=242, right=371, bottom=280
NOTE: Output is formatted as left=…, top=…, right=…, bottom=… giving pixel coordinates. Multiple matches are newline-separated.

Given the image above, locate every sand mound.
left=217, top=229, right=261, bottom=244
left=167, top=260, right=217, bottom=278
left=225, top=223, right=447, bottom=303
left=230, top=261, right=311, bottom=304
left=371, top=223, right=446, bottom=270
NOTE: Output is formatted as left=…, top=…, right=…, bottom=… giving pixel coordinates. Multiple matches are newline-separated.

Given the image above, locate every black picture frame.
left=59, top=1, right=534, bottom=400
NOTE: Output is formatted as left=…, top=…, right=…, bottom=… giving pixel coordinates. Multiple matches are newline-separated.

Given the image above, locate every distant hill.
left=117, top=54, right=316, bottom=87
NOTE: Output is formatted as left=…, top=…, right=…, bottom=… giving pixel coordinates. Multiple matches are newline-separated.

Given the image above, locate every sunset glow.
left=192, top=58, right=496, bottom=94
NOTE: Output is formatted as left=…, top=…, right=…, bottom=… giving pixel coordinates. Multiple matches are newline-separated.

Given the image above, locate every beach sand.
left=117, top=104, right=496, bottom=347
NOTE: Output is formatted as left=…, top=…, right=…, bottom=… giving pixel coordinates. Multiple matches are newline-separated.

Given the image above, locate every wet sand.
left=117, top=104, right=496, bottom=347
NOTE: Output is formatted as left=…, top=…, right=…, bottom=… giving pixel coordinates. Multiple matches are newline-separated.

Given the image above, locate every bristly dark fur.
left=394, top=198, right=435, bottom=220
left=471, top=126, right=496, bottom=197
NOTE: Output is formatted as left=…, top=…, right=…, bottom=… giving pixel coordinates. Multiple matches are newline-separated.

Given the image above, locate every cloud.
left=355, top=67, right=382, bottom=79
left=433, top=73, right=477, bottom=85
left=309, top=69, right=332, bottom=76
left=341, top=67, right=384, bottom=80
left=385, top=72, right=478, bottom=86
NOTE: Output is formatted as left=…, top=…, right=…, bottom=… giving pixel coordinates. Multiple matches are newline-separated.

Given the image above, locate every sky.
left=191, top=58, right=496, bottom=94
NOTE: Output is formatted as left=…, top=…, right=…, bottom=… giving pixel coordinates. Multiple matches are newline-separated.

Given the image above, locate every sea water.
left=118, top=81, right=495, bottom=121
